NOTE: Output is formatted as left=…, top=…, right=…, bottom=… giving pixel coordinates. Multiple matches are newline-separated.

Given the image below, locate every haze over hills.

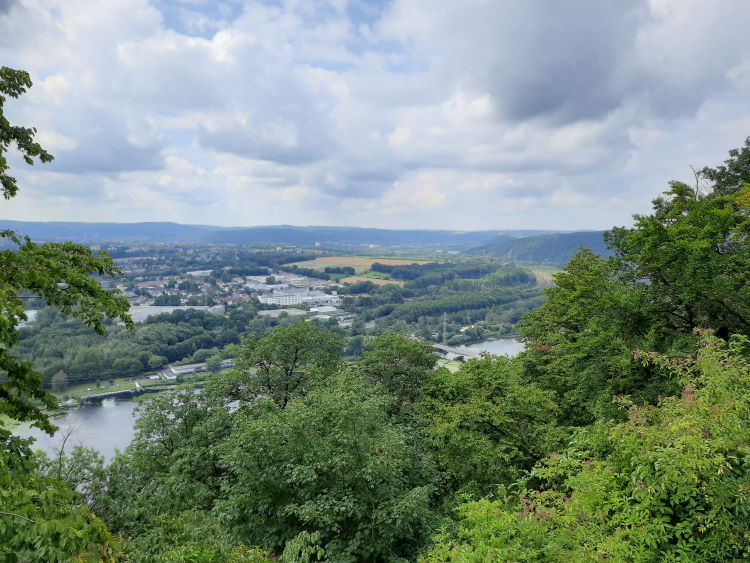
left=0, top=219, right=561, bottom=250
left=468, top=231, right=611, bottom=264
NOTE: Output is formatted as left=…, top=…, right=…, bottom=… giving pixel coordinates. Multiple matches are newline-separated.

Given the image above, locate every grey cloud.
left=47, top=110, right=165, bottom=174
left=383, top=0, right=750, bottom=125
left=0, top=0, right=16, bottom=15
left=315, top=164, right=402, bottom=199
left=198, top=118, right=330, bottom=165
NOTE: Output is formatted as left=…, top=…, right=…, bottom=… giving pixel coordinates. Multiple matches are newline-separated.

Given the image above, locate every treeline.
left=371, top=261, right=499, bottom=288
left=342, top=266, right=541, bottom=344
left=14, top=305, right=318, bottom=387
left=324, top=265, right=355, bottom=275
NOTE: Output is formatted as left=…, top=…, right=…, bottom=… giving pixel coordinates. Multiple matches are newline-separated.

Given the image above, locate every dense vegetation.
left=343, top=265, right=542, bottom=345
left=5, top=69, right=750, bottom=560
left=469, top=230, right=610, bottom=264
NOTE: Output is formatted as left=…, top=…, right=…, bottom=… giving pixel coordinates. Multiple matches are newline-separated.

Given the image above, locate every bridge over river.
left=431, top=343, right=480, bottom=361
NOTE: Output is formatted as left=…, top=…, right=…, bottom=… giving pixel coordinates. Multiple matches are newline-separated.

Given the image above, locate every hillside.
left=469, top=230, right=611, bottom=264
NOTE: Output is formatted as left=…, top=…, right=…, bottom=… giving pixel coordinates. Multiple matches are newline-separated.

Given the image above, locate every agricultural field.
left=290, top=255, right=433, bottom=274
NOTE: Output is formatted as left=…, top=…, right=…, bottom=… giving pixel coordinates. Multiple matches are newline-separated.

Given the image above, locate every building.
left=258, top=293, right=302, bottom=306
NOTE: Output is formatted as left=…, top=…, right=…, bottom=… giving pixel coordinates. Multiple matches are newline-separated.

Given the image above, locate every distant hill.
left=469, top=231, right=611, bottom=264
left=0, top=220, right=227, bottom=242
left=0, top=220, right=560, bottom=249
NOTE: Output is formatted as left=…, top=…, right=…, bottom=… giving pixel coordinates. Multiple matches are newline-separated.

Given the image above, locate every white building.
left=258, top=293, right=302, bottom=306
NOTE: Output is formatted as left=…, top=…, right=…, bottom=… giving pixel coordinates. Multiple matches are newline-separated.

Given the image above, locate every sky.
left=1, top=0, right=749, bottom=231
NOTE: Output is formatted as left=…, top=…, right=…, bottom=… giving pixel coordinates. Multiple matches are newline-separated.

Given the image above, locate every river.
left=15, top=338, right=523, bottom=460
left=455, top=337, right=524, bottom=357
left=15, top=398, right=139, bottom=462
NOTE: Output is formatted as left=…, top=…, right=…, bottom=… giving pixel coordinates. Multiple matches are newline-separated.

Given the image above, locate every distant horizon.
left=0, top=218, right=604, bottom=234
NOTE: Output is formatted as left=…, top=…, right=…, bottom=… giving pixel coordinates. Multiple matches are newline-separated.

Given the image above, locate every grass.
left=361, top=271, right=391, bottom=280
left=55, top=373, right=187, bottom=401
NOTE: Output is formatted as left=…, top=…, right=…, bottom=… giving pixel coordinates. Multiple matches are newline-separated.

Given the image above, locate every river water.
left=15, top=398, right=139, bottom=462
left=15, top=338, right=523, bottom=460
left=455, top=337, right=524, bottom=357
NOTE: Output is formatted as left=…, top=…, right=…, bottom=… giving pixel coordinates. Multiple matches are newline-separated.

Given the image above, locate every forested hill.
left=0, top=219, right=557, bottom=249
left=468, top=230, right=611, bottom=263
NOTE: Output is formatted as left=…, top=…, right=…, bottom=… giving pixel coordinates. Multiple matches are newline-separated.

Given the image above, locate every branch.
left=0, top=510, right=37, bottom=523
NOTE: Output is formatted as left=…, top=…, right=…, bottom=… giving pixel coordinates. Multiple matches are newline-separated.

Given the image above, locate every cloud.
left=0, top=0, right=748, bottom=230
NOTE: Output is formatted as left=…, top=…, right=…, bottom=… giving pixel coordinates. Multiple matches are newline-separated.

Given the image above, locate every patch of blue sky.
left=152, top=0, right=242, bottom=38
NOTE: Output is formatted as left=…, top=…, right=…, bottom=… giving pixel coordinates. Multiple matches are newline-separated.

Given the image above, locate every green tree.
left=700, top=135, right=750, bottom=195
left=205, top=354, right=222, bottom=374
left=420, top=356, right=561, bottom=495
left=0, top=67, right=53, bottom=199
left=218, top=371, right=439, bottom=560
left=95, top=390, right=233, bottom=532
left=51, top=370, right=68, bottom=393
left=0, top=433, right=119, bottom=561
left=148, top=354, right=168, bottom=370
left=0, top=67, right=131, bottom=432
left=518, top=248, right=670, bottom=425
left=359, top=331, right=437, bottom=413
left=0, top=68, right=129, bottom=559
left=608, top=180, right=750, bottom=340
left=121, top=510, right=273, bottom=562
left=210, top=321, right=342, bottom=408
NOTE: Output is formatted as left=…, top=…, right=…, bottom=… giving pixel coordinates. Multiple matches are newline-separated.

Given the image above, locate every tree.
left=359, top=331, right=437, bottom=412
left=608, top=180, right=750, bottom=340
left=0, top=68, right=129, bottom=559
left=517, top=248, right=671, bottom=425
left=700, top=135, right=750, bottom=195
left=148, top=354, right=168, bottom=370
left=95, top=390, right=233, bottom=532
left=205, top=354, right=222, bottom=374
left=218, top=371, right=439, bottom=560
left=0, top=432, right=119, bottom=561
left=0, top=67, right=53, bottom=199
left=210, top=321, right=342, bottom=408
left=0, top=67, right=131, bottom=433
left=420, top=356, right=561, bottom=495
left=265, top=275, right=276, bottom=284
left=51, top=370, right=68, bottom=393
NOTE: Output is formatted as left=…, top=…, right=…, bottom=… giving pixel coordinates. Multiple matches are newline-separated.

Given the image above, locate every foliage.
left=359, top=331, right=437, bottom=411
left=218, top=371, right=439, bottom=561
left=424, top=334, right=750, bottom=561
left=14, top=306, right=249, bottom=387
left=0, top=430, right=119, bottom=562
left=121, top=510, right=272, bottom=562
left=0, top=67, right=53, bottom=199
left=51, top=370, right=68, bottom=392
left=608, top=181, right=750, bottom=339
left=205, top=354, right=222, bottom=374
left=211, top=321, right=342, bottom=408
left=517, top=248, right=677, bottom=425
left=95, top=390, right=233, bottom=532
left=420, top=356, right=561, bottom=495
left=0, top=68, right=131, bottom=432
left=700, top=135, right=750, bottom=195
